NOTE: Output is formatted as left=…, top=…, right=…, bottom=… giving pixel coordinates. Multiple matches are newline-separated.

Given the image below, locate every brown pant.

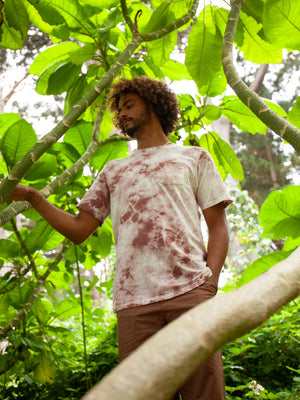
left=117, top=276, right=226, bottom=400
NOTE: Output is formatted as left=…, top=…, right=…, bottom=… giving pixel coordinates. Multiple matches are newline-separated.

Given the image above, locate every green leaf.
left=287, top=97, right=300, bottom=129
left=264, top=0, right=300, bottom=51
left=32, top=298, right=53, bottom=325
left=29, top=42, right=80, bottom=75
left=200, top=105, right=222, bottom=124
left=7, top=281, right=34, bottom=310
left=64, top=121, right=93, bottom=155
left=34, top=351, right=55, bottom=384
left=146, top=30, right=178, bottom=66
left=220, top=96, right=267, bottom=134
left=161, top=59, right=192, bottom=81
left=78, top=0, right=119, bottom=8
left=186, top=6, right=223, bottom=89
left=47, top=62, right=81, bottom=95
left=0, top=0, right=29, bottom=49
left=24, top=1, right=70, bottom=40
left=1, top=119, right=37, bottom=169
left=24, top=153, right=58, bottom=181
left=237, top=250, right=293, bottom=287
left=69, top=43, right=97, bottom=65
left=49, top=0, right=96, bottom=32
left=90, top=140, right=129, bottom=170
left=0, top=239, right=21, bottom=259
left=55, top=298, right=81, bottom=319
left=198, top=68, right=227, bottom=97
left=51, top=142, right=81, bottom=168
left=24, top=220, right=57, bottom=253
left=199, top=132, right=244, bottom=181
left=242, top=0, right=265, bottom=24
left=29, top=0, right=65, bottom=26
left=0, top=113, right=20, bottom=138
left=259, top=186, right=300, bottom=239
left=239, top=11, right=282, bottom=64
left=64, top=75, right=90, bottom=115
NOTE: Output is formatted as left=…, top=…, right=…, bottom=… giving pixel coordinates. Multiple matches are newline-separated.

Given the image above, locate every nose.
left=119, top=109, right=127, bottom=121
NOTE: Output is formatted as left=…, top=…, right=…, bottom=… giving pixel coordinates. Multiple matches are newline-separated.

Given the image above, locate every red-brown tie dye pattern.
left=78, top=144, right=232, bottom=311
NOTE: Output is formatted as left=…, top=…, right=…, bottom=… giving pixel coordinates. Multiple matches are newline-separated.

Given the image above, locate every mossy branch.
left=222, top=0, right=300, bottom=154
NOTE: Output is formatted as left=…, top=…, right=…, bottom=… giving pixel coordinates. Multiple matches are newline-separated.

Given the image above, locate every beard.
left=122, top=107, right=152, bottom=138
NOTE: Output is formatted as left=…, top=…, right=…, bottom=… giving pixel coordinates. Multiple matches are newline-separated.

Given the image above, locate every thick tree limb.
left=81, top=246, right=300, bottom=400
left=222, top=0, right=300, bottom=154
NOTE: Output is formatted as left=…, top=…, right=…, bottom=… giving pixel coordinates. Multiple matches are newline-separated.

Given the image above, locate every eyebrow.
left=118, top=98, right=135, bottom=113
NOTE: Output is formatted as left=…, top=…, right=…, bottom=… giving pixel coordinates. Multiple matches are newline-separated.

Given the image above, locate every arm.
left=8, top=184, right=99, bottom=244
left=202, top=202, right=229, bottom=284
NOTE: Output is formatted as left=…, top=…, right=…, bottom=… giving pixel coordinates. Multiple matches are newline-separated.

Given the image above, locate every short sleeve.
left=196, top=150, right=233, bottom=210
left=77, top=168, right=110, bottom=225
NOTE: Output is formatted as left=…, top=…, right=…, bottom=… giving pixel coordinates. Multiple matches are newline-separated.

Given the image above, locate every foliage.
left=223, top=298, right=300, bottom=399
left=0, top=0, right=299, bottom=398
left=1, top=316, right=119, bottom=399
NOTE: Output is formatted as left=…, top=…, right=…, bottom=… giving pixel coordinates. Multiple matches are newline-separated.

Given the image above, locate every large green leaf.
left=239, top=11, right=282, bottom=64
left=161, top=59, right=192, bottom=81
left=47, top=0, right=96, bottom=33
left=78, top=0, right=119, bottom=9
left=51, top=142, right=81, bottom=168
left=0, top=113, right=20, bottom=138
left=55, top=298, right=81, bottom=319
left=1, top=119, right=37, bottom=169
left=7, top=281, right=34, bottom=310
left=264, top=0, right=300, bottom=51
left=47, top=62, right=81, bottom=95
left=29, top=42, right=80, bottom=75
left=199, top=132, right=244, bottom=181
left=63, top=121, right=93, bottom=155
left=87, top=223, right=113, bottom=260
left=242, top=0, right=265, bottom=24
left=185, top=6, right=223, bottom=89
left=198, top=68, right=227, bottom=98
left=146, top=31, right=178, bottom=66
left=259, top=186, right=300, bottom=239
left=28, top=0, right=65, bottom=26
left=24, top=220, right=59, bottom=253
left=0, top=239, right=21, bottom=259
left=287, top=97, right=300, bottom=129
left=90, top=139, right=129, bottom=171
left=220, top=96, right=267, bottom=134
left=237, top=250, right=293, bottom=287
left=24, top=1, right=70, bottom=40
left=0, top=0, right=29, bottom=49
left=24, top=153, right=58, bottom=181
left=35, top=61, right=81, bottom=95
left=34, top=351, right=55, bottom=384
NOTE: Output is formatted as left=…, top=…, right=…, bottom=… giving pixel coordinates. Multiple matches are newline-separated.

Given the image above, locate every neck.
left=135, top=120, right=169, bottom=150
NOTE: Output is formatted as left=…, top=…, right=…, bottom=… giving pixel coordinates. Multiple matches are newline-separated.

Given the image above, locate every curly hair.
left=107, top=76, right=179, bottom=136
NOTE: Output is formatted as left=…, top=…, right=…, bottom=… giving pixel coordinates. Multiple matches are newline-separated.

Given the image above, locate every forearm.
left=29, top=191, right=82, bottom=243
left=206, top=224, right=229, bottom=282
left=10, top=186, right=97, bottom=244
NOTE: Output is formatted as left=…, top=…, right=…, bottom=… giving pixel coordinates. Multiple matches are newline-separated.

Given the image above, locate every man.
left=8, top=76, right=232, bottom=400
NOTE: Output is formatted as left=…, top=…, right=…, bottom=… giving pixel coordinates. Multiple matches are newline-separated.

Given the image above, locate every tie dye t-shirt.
left=78, top=144, right=232, bottom=311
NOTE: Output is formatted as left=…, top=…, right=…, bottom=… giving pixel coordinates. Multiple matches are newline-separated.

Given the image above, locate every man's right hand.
left=8, top=184, right=40, bottom=205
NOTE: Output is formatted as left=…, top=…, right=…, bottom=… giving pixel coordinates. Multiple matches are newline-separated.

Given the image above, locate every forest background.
left=0, top=0, right=299, bottom=399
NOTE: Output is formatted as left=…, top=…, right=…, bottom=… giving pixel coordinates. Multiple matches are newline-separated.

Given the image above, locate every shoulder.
left=170, top=144, right=212, bottom=162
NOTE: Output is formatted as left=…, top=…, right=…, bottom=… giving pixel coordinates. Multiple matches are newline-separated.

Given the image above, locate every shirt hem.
left=113, top=271, right=213, bottom=312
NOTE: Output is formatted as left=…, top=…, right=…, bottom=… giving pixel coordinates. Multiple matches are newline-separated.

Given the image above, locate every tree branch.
left=222, top=0, right=300, bottom=154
